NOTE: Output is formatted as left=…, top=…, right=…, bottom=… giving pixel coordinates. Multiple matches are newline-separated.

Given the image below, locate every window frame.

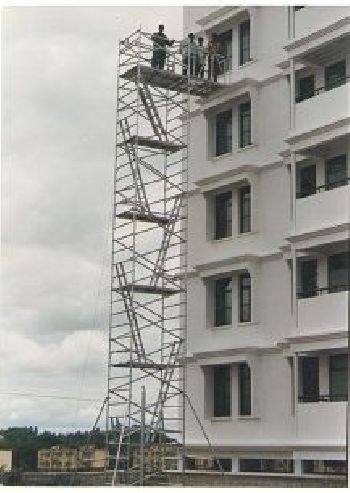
left=239, top=101, right=252, bottom=148
left=296, top=163, right=316, bottom=199
left=214, top=277, right=233, bottom=327
left=300, top=356, right=319, bottom=402
left=215, top=109, right=233, bottom=157
left=296, top=74, right=315, bottom=103
left=213, top=365, right=232, bottom=417
left=215, top=191, right=232, bottom=240
left=299, top=258, right=318, bottom=298
left=238, top=362, right=252, bottom=416
left=324, top=59, right=346, bottom=91
left=329, top=354, right=348, bottom=402
left=328, top=251, right=349, bottom=293
left=239, top=458, right=294, bottom=473
left=217, top=29, right=233, bottom=73
left=325, top=154, right=347, bottom=191
left=239, top=19, right=251, bottom=66
left=239, top=185, right=251, bottom=233
left=239, top=273, right=251, bottom=323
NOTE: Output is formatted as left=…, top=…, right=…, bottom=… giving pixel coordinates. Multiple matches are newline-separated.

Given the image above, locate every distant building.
left=78, top=445, right=107, bottom=470
left=38, top=445, right=106, bottom=472
left=133, top=444, right=180, bottom=473
left=0, top=450, right=12, bottom=472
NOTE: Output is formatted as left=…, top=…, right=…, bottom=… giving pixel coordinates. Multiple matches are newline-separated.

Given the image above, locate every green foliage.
left=0, top=427, right=106, bottom=471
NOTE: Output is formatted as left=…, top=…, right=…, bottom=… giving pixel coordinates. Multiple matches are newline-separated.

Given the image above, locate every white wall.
left=184, top=5, right=348, bottom=465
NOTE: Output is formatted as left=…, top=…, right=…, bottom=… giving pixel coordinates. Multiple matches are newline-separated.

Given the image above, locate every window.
left=239, top=186, right=251, bottom=233
left=214, top=458, right=232, bottom=472
left=217, top=30, right=232, bottom=72
left=300, top=357, right=319, bottom=402
left=328, top=252, right=349, bottom=293
left=239, top=273, right=251, bottom=323
left=303, top=460, right=347, bottom=476
left=325, top=59, right=346, bottom=91
left=240, top=459, right=294, bottom=473
left=297, top=164, right=316, bottom=198
left=213, top=365, right=231, bottom=417
left=239, top=101, right=251, bottom=148
left=325, top=154, right=347, bottom=190
left=296, top=74, right=315, bottom=102
left=215, top=191, right=232, bottom=239
left=215, top=109, right=232, bottom=156
left=215, top=277, right=232, bottom=326
left=299, top=258, right=317, bottom=298
left=329, top=354, right=348, bottom=401
left=239, top=362, right=251, bottom=415
left=185, top=456, right=232, bottom=472
left=239, top=20, right=251, bottom=66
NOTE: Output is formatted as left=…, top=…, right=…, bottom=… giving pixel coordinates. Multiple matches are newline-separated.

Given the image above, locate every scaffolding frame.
left=106, top=28, right=226, bottom=486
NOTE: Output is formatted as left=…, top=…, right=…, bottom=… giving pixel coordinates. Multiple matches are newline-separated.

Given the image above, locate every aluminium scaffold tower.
left=107, top=28, right=226, bottom=487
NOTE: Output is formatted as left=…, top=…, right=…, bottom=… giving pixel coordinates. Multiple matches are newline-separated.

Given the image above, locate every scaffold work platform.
left=124, top=135, right=186, bottom=153
left=121, top=64, right=225, bottom=97
left=113, top=284, right=182, bottom=296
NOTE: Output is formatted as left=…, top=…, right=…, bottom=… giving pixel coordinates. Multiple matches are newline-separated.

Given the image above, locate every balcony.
left=298, top=290, right=348, bottom=336
left=295, top=183, right=350, bottom=235
left=293, top=80, right=350, bottom=140
left=296, top=400, right=346, bottom=444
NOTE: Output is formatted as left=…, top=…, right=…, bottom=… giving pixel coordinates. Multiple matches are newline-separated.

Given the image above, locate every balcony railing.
left=296, top=177, right=350, bottom=199
left=297, top=284, right=350, bottom=299
left=296, top=75, right=350, bottom=103
left=298, top=393, right=348, bottom=403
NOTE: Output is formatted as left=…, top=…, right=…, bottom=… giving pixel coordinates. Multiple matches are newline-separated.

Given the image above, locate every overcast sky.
left=1, top=6, right=183, bottom=432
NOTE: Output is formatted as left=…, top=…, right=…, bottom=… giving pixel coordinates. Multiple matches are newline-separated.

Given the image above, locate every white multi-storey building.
left=183, top=6, right=348, bottom=477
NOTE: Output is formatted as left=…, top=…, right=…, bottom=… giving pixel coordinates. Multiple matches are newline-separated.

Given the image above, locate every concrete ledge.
left=167, top=471, right=347, bottom=488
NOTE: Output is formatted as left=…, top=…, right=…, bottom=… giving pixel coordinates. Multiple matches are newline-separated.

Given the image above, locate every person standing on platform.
left=197, top=37, right=207, bottom=78
left=151, top=24, right=174, bottom=70
left=180, top=33, right=197, bottom=76
left=208, top=33, right=224, bottom=82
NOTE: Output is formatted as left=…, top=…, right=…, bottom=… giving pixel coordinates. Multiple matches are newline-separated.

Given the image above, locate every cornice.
left=185, top=344, right=281, bottom=363
left=286, top=116, right=350, bottom=146
left=185, top=443, right=346, bottom=452
left=190, top=158, right=284, bottom=192
left=278, top=329, right=348, bottom=347
left=283, top=16, right=350, bottom=53
left=286, top=222, right=350, bottom=244
left=196, top=6, right=248, bottom=29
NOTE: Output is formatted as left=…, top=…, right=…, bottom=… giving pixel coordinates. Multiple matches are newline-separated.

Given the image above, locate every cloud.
left=0, top=328, right=107, bottom=430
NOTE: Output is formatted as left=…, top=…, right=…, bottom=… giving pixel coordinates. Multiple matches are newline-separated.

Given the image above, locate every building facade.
left=183, top=6, right=348, bottom=477
left=38, top=445, right=106, bottom=472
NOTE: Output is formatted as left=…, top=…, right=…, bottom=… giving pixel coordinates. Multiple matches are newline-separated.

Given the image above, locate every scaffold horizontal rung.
left=116, top=210, right=171, bottom=225
left=111, top=361, right=181, bottom=370
left=124, top=135, right=185, bottom=153
left=112, top=283, right=182, bottom=296
left=121, top=64, right=225, bottom=97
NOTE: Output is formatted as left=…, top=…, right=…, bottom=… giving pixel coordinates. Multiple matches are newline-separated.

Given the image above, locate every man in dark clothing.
left=208, top=33, right=224, bottom=82
left=180, top=33, right=198, bottom=76
left=197, top=37, right=207, bottom=78
left=151, top=24, right=174, bottom=70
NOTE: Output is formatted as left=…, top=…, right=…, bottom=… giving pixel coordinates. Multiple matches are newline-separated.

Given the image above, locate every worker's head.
left=212, top=32, right=218, bottom=40
left=188, top=32, right=194, bottom=41
left=158, top=24, right=164, bottom=32
left=198, top=37, right=204, bottom=46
